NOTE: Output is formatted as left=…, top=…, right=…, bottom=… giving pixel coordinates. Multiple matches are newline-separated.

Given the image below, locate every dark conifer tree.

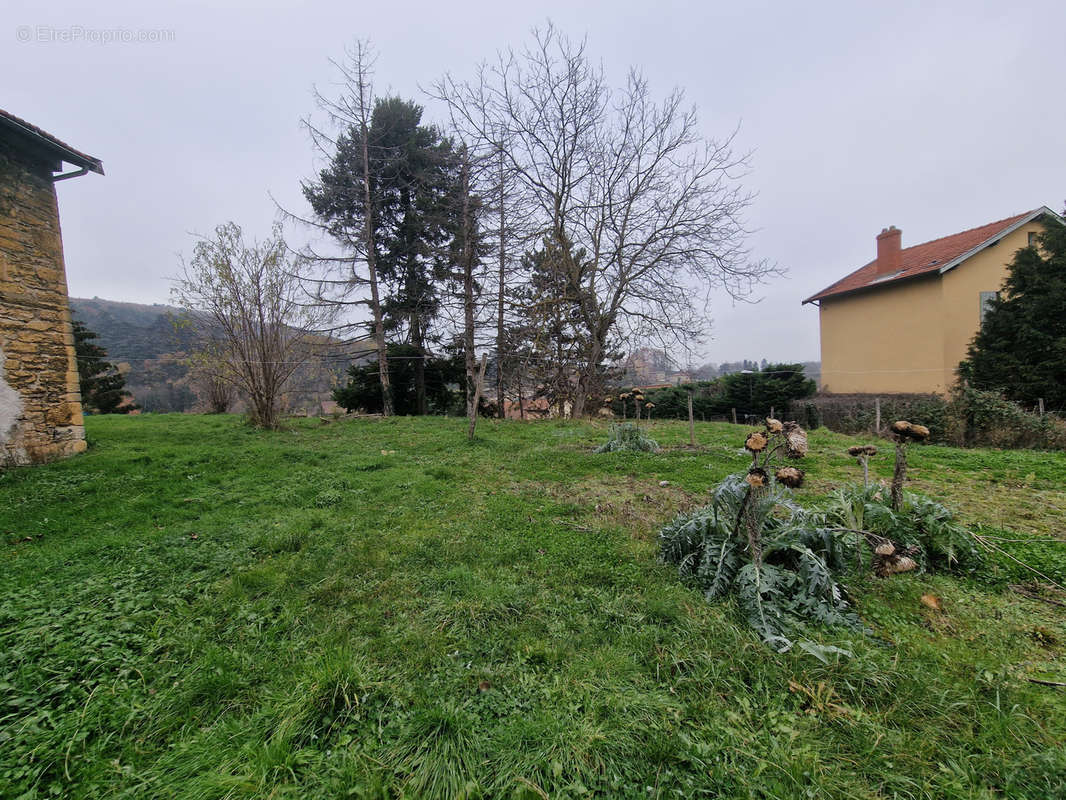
left=72, top=318, right=134, bottom=414
left=305, top=97, right=463, bottom=415
left=959, top=215, right=1066, bottom=412
left=513, top=237, right=591, bottom=413
left=332, top=343, right=464, bottom=416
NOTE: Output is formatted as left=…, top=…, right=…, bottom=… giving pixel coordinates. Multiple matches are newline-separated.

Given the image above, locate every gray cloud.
left=6, top=0, right=1064, bottom=364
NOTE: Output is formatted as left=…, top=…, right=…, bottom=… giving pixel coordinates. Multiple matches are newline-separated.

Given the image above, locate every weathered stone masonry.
left=0, top=112, right=102, bottom=467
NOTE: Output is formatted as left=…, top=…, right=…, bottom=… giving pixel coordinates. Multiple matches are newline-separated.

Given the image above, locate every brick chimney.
left=875, top=226, right=902, bottom=276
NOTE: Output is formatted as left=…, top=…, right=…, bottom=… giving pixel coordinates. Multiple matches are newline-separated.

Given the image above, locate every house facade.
left=0, top=110, right=103, bottom=466
left=803, top=207, right=1063, bottom=394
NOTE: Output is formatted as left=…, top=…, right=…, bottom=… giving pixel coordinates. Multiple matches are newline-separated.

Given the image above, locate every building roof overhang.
left=0, top=109, right=104, bottom=177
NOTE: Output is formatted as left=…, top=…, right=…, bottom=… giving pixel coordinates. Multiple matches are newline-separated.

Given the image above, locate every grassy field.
left=2, top=414, right=1064, bottom=799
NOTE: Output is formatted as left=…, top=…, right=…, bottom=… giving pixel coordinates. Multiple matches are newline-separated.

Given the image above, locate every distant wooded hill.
left=68, top=298, right=196, bottom=412
left=68, top=297, right=368, bottom=413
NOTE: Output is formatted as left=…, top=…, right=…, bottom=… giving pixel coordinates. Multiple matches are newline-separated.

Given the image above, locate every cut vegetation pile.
left=594, top=421, right=660, bottom=453
left=2, top=414, right=1065, bottom=799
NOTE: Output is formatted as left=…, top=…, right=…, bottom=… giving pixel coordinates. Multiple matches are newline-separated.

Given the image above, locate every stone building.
left=0, top=110, right=103, bottom=467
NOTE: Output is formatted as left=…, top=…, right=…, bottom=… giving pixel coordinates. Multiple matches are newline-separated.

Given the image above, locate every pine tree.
left=513, top=237, right=590, bottom=414
left=72, top=319, right=134, bottom=414
left=332, top=343, right=465, bottom=415
left=959, top=216, right=1066, bottom=412
left=717, top=363, right=816, bottom=416
left=304, top=96, right=464, bottom=415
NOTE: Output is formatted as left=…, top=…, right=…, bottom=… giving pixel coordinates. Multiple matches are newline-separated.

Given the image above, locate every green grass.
left=1, top=414, right=1064, bottom=799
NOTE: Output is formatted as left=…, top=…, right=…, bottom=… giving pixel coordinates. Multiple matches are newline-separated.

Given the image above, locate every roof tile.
left=803, top=210, right=1036, bottom=303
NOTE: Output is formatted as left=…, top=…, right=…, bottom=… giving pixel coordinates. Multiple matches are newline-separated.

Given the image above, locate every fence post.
left=688, top=390, right=695, bottom=447
left=731, top=407, right=737, bottom=425
left=1038, top=397, right=1045, bottom=416
left=875, top=397, right=881, bottom=434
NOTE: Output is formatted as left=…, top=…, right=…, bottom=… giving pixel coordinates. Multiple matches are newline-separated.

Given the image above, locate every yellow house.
left=803, top=206, right=1064, bottom=394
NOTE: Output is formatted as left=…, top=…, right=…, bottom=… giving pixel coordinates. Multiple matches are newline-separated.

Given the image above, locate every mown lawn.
left=2, top=414, right=1064, bottom=799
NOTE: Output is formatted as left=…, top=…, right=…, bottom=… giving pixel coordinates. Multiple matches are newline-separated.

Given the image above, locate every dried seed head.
left=892, top=556, right=918, bottom=573
left=745, top=431, right=768, bottom=452
left=785, top=426, right=808, bottom=459
left=908, top=424, right=930, bottom=440
left=745, top=467, right=768, bottom=488
left=645, top=402, right=655, bottom=408
left=874, top=542, right=896, bottom=556
left=765, top=417, right=783, bottom=434
left=863, top=445, right=879, bottom=456
left=891, top=420, right=912, bottom=435
left=603, top=396, right=613, bottom=403
left=877, top=553, right=919, bottom=577
left=847, top=445, right=865, bottom=457
left=775, top=466, right=804, bottom=488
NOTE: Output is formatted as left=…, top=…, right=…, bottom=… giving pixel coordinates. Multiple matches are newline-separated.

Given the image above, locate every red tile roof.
left=802, top=210, right=1038, bottom=304
left=0, top=108, right=104, bottom=174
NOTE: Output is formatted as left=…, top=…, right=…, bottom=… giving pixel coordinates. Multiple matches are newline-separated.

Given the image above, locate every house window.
left=1028, top=231, right=1039, bottom=247
left=979, top=291, right=998, bottom=323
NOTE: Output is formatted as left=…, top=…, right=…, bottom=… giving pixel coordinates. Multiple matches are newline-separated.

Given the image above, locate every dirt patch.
left=908, top=478, right=1066, bottom=540
left=511, top=475, right=699, bottom=539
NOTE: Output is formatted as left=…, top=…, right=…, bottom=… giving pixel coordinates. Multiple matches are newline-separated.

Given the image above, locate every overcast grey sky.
left=6, top=0, right=1064, bottom=365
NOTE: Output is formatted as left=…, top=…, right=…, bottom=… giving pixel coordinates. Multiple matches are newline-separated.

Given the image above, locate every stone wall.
left=0, top=137, right=86, bottom=466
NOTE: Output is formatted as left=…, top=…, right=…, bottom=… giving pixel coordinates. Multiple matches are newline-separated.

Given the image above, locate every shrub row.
left=790, top=388, right=1066, bottom=450
left=610, top=364, right=816, bottom=421
left=944, top=386, right=1066, bottom=449
left=789, top=393, right=947, bottom=439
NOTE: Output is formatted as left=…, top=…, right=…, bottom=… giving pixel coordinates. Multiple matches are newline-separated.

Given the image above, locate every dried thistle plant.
left=740, top=418, right=809, bottom=564
left=846, top=443, right=878, bottom=487
left=775, top=466, right=804, bottom=488
left=889, top=420, right=930, bottom=510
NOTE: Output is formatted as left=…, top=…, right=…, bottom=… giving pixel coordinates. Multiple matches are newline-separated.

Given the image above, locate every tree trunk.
left=573, top=325, right=607, bottom=419
left=468, top=352, right=488, bottom=440
left=496, top=147, right=507, bottom=419
left=360, top=114, right=392, bottom=416
left=460, top=154, right=476, bottom=417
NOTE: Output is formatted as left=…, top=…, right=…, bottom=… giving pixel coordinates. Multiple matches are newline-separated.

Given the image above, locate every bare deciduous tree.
left=173, top=222, right=330, bottom=430
left=187, top=345, right=236, bottom=413
left=436, top=24, right=774, bottom=416
left=457, top=148, right=478, bottom=417
left=296, top=40, right=394, bottom=416
left=432, top=74, right=536, bottom=420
